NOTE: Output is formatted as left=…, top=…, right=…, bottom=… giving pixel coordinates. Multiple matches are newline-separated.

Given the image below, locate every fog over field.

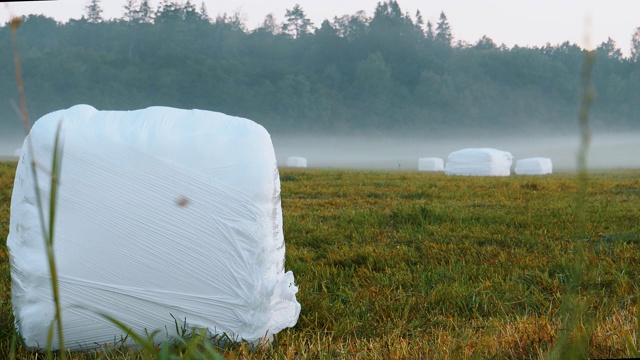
left=0, top=133, right=23, bottom=162
left=2, top=130, right=638, bottom=171
left=272, top=131, right=640, bottom=172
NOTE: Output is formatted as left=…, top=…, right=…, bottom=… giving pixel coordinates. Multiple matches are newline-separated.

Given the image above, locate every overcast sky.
left=3, top=0, right=640, bottom=55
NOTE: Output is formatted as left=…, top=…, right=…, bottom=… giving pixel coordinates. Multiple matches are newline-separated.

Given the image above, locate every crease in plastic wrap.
left=7, top=104, right=301, bottom=351
left=445, top=148, right=513, bottom=176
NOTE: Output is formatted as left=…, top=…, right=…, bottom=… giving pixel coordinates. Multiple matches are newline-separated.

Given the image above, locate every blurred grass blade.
left=629, top=304, right=640, bottom=356
left=44, top=121, right=66, bottom=359
left=9, top=17, right=30, bottom=134
left=11, top=14, right=67, bottom=360
left=546, top=44, right=596, bottom=360
left=625, top=334, right=640, bottom=357
left=99, top=313, right=159, bottom=355
left=46, top=319, right=54, bottom=359
left=9, top=332, right=16, bottom=360
left=201, top=340, right=227, bottom=360
left=48, top=120, right=64, bottom=246
left=182, top=328, right=208, bottom=359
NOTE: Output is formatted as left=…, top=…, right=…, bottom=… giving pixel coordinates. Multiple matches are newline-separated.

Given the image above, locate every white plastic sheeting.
left=418, top=157, right=444, bottom=171
left=445, top=148, right=513, bottom=176
left=8, top=104, right=300, bottom=351
left=515, top=157, right=553, bottom=175
left=286, top=156, right=307, bottom=168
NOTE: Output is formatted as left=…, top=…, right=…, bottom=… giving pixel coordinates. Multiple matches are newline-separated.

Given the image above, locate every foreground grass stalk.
left=45, top=124, right=65, bottom=356
left=576, top=49, right=596, bottom=226
left=632, top=305, right=640, bottom=355
left=547, top=49, right=596, bottom=360
left=10, top=16, right=66, bottom=359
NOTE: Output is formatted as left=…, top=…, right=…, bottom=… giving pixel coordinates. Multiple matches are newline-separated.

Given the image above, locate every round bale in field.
left=515, top=157, right=553, bottom=175
left=445, top=148, right=513, bottom=176
left=286, top=156, right=307, bottom=168
left=418, top=157, right=444, bottom=171
left=8, top=104, right=300, bottom=351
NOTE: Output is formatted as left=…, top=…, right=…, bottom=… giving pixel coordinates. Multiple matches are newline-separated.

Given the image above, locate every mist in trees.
left=1, top=0, right=639, bottom=138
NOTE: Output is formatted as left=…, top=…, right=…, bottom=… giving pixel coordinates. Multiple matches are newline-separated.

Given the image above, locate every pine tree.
left=138, top=0, right=153, bottom=23
left=435, top=12, right=452, bottom=46
left=184, top=0, right=199, bottom=21
left=199, top=2, right=211, bottom=22
left=631, top=27, right=640, bottom=62
left=86, top=0, right=103, bottom=23
left=123, top=0, right=139, bottom=23
left=283, top=4, right=314, bottom=38
left=425, top=20, right=435, bottom=42
left=415, top=10, right=424, bottom=32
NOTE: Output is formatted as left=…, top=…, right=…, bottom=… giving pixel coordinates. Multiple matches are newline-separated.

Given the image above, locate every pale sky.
left=3, top=0, right=639, bottom=55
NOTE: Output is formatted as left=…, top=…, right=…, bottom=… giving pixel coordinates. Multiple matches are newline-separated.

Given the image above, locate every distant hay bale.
left=445, top=148, right=513, bottom=176
left=515, top=157, right=553, bottom=175
left=418, top=157, right=444, bottom=171
left=286, top=156, right=307, bottom=168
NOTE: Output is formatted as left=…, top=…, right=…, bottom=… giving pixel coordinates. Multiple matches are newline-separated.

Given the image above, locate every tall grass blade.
left=45, top=122, right=66, bottom=358
left=627, top=304, right=640, bottom=356
left=46, top=319, right=54, bottom=359
left=9, top=333, right=16, bottom=360
left=9, top=17, right=48, bottom=245
left=11, top=15, right=67, bottom=359
left=201, top=340, right=227, bottom=360
left=546, top=47, right=596, bottom=360
left=625, top=335, right=640, bottom=357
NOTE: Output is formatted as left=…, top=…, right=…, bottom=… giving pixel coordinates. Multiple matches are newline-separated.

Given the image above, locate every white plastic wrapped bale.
left=445, top=148, right=513, bottom=176
left=8, top=104, right=301, bottom=351
left=515, top=157, right=553, bottom=175
left=418, top=157, right=444, bottom=171
left=13, top=148, right=21, bottom=157
left=286, top=156, right=307, bottom=168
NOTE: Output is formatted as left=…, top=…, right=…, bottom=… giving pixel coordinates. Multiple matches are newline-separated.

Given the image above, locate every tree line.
left=1, top=0, right=639, bottom=137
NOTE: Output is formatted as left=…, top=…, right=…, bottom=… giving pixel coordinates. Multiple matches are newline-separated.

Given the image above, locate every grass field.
left=0, top=161, right=638, bottom=359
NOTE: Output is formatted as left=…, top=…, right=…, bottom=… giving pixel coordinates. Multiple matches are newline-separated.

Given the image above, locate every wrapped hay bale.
left=8, top=104, right=300, bottom=350
left=286, top=156, right=307, bottom=168
left=515, top=157, right=553, bottom=175
left=418, top=157, right=444, bottom=171
left=445, top=148, right=513, bottom=176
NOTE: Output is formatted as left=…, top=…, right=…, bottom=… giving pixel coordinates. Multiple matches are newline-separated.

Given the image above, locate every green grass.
left=0, top=163, right=638, bottom=358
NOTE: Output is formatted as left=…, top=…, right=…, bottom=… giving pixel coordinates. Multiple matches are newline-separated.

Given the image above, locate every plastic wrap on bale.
left=7, top=104, right=301, bottom=350
left=418, top=157, right=444, bottom=171
left=286, top=156, right=307, bottom=168
left=515, top=157, right=553, bottom=175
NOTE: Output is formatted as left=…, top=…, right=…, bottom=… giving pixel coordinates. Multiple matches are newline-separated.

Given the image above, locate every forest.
left=1, top=0, right=639, bottom=138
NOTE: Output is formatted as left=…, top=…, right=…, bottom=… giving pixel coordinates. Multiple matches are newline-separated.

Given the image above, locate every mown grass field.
left=0, top=161, right=638, bottom=359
